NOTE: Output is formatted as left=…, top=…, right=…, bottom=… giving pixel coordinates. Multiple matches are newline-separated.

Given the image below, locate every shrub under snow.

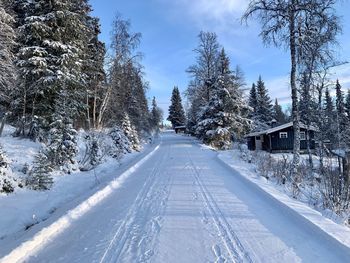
left=0, top=145, right=17, bottom=194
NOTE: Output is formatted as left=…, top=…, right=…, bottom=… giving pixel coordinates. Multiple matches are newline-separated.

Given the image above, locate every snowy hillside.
left=0, top=125, right=151, bottom=241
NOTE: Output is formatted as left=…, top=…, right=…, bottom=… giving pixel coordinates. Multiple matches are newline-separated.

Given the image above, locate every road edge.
left=216, top=153, right=350, bottom=252
left=0, top=144, right=161, bottom=263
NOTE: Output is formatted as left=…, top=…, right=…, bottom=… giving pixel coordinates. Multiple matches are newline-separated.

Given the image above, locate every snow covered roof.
left=245, top=122, right=318, bottom=137
left=174, top=126, right=186, bottom=129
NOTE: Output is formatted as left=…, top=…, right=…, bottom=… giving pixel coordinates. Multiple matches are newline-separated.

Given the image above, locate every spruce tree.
left=0, top=144, right=16, bottom=193
left=0, top=0, right=16, bottom=113
left=12, top=0, right=89, bottom=135
left=168, top=87, right=186, bottom=128
left=344, top=89, right=350, bottom=148
left=150, top=97, right=162, bottom=131
left=334, top=80, right=347, bottom=148
left=345, top=89, right=350, bottom=119
left=273, top=99, right=287, bottom=125
left=46, top=93, right=78, bottom=172
left=196, top=49, right=250, bottom=149
left=26, top=151, right=53, bottom=191
left=121, top=114, right=140, bottom=152
left=299, top=72, right=317, bottom=126
left=256, top=75, right=273, bottom=124
left=324, top=88, right=337, bottom=146
left=248, top=83, right=258, bottom=116
left=109, top=126, right=132, bottom=157
left=335, top=80, right=346, bottom=128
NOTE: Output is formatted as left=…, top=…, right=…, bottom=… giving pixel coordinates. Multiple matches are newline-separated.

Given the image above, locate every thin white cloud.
left=156, top=0, right=250, bottom=31
left=331, top=63, right=350, bottom=90
left=180, top=0, right=248, bottom=19
left=265, top=75, right=291, bottom=104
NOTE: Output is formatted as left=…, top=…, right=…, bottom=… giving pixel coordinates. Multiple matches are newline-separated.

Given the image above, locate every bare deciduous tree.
left=243, top=0, right=341, bottom=179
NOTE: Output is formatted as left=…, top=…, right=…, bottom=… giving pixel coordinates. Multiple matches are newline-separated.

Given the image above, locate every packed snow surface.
left=1, top=132, right=350, bottom=262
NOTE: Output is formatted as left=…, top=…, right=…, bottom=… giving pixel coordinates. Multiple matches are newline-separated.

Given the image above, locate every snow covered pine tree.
left=168, top=86, right=186, bottom=128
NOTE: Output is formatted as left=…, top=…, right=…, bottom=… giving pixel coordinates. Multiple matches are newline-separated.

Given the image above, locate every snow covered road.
left=2, top=132, right=350, bottom=262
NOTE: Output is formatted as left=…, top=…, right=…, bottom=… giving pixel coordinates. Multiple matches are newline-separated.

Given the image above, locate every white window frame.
left=300, top=131, right=306, bottom=140
left=279, top=132, right=288, bottom=139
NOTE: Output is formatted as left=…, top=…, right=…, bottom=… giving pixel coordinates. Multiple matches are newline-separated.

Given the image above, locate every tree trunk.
left=86, top=92, right=91, bottom=130
left=93, top=86, right=97, bottom=129
left=97, top=86, right=111, bottom=129
left=0, top=113, right=8, bottom=137
left=289, top=5, right=300, bottom=178
left=343, top=152, right=350, bottom=184
left=317, top=84, right=324, bottom=168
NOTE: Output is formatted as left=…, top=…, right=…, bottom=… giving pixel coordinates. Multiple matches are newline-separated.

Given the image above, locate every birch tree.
left=243, top=0, right=341, bottom=177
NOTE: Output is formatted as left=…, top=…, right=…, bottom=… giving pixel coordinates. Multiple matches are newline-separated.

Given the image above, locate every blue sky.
left=90, top=0, right=350, bottom=118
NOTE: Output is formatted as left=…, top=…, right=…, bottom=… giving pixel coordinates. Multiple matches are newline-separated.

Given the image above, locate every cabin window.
left=300, top=131, right=306, bottom=140
left=279, top=132, right=288, bottom=139
left=256, top=136, right=260, bottom=140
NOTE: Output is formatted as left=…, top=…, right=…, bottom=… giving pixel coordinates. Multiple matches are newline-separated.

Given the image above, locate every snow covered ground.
left=1, top=132, right=350, bottom=262
left=218, top=150, right=350, bottom=251
left=0, top=126, right=153, bottom=242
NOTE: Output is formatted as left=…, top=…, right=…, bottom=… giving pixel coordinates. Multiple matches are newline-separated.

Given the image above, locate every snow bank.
left=0, top=126, right=149, bottom=241
left=218, top=150, right=350, bottom=249
left=0, top=145, right=159, bottom=263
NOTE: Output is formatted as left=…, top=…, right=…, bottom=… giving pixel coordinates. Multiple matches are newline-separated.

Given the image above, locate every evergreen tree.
left=0, top=144, right=16, bottom=193
left=335, top=80, right=346, bottom=128
left=256, top=75, right=273, bottom=124
left=345, top=89, right=350, bottom=119
left=121, top=114, right=140, bottom=152
left=26, top=151, right=53, bottom=191
left=324, top=88, right=337, bottom=146
left=168, top=87, right=186, bottom=128
left=150, top=97, right=163, bottom=131
left=299, top=72, right=317, bottom=126
left=109, top=125, right=132, bottom=157
left=195, top=49, right=250, bottom=149
left=46, top=93, right=78, bottom=172
left=344, top=89, right=350, bottom=148
left=0, top=0, right=16, bottom=113
left=273, top=99, right=287, bottom=125
left=12, top=0, right=89, bottom=136
left=334, top=80, right=348, bottom=148
left=248, top=83, right=258, bottom=116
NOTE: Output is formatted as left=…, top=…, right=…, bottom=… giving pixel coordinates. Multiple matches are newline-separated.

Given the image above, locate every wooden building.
left=246, top=122, right=318, bottom=152
left=174, top=125, right=187, bottom=134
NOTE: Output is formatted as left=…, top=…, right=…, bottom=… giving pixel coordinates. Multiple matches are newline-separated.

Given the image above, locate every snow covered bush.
left=109, top=126, right=133, bottom=158
left=205, top=127, right=232, bottom=150
left=270, top=155, right=291, bottom=185
left=121, top=114, right=140, bottom=152
left=79, top=132, right=104, bottom=171
left=26, top=151, right=53, bottom=191
left=0, top=145, right=16, bottom=193
left=253, top=151, right=273, bottom=179
left=46, top=101, right=78, bottom=173
left=27, top=116, right=47, bottom=143
left=319, top=160, right=350, bottom=216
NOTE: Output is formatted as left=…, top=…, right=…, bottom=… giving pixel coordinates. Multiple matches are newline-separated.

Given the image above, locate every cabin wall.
left=246, top=127, right=316, bottom=152
left=247, top=137, right=255, bottom=150
left=270, top=127, right=315, bottom=152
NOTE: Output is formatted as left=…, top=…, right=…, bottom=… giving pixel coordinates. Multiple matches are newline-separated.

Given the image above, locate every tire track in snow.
left=185, top=150, right=252, bottom=263
left=99, top=144, right=170, bottom=263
